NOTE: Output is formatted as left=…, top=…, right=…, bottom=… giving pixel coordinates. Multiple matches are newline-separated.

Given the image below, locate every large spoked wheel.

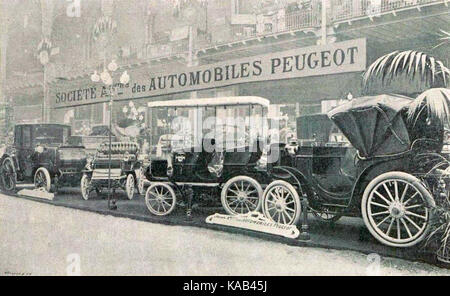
left=1, top=157, right=16, bottom=192
left=221, top=176, right=263, bottom=215
left=34, top=167, right=51, bottom=192
left=262, top=180, right=301, bottom=225
left=361, top=171, right=434, bottom=248
left=125, top=174, right=135, bottom=200
left=80, top=174, right=92, bottom=201
left=145, top=183, right=176, bottom=216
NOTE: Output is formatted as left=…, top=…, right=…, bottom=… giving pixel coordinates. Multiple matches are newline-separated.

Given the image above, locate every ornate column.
left=39, top=0, right=55, bottom=123
left=0, top=0, right=9, bottom=105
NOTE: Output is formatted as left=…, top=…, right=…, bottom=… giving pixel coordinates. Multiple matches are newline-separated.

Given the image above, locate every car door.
left=18, top=125, right=34, bottom=178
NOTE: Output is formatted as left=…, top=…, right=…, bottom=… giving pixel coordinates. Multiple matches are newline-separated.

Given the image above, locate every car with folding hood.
left=262, top=94, right=448, bottom=248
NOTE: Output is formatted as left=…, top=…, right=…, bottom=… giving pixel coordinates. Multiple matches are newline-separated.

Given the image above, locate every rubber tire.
left=125, top=174, right=135, bottom=200
left=221, top=176, right=263, bottom=215
left=361, top=171, right=435, bottom=248
left=145, top=182, right=176, bottom=216
left=80, top=174, right=91, bottom=201
left=137, top=169, right=146, bottom=196
left=1, top=157, right=16, bottom=192
left=262, top=180, right=302, bottom=225
left=34, top=167, right=51, bottom=192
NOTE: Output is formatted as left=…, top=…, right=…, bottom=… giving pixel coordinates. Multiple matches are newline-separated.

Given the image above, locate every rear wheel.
left=262, top=180, right=301, bottom=225
left=125, top=174, right=135, bottom=200
left=80, top=174, right=92, bottom=200
left=361, top=171, right=434, bottom=248
left=145, top=183, right=176, bottom=216
left=1, top=157, right=16, bottom=192
left=34, top=167, right=51, bottom=192
left=137, top=168, right=146, bottom=195
left=221, top=176, right=263, bottom=215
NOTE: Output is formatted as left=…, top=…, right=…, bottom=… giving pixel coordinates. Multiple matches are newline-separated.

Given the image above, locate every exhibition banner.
left=51, top=38, right=366, bottom=109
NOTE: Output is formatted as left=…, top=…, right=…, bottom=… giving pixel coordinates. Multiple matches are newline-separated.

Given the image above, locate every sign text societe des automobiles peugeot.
left=52, top=38, right=366, bottom=108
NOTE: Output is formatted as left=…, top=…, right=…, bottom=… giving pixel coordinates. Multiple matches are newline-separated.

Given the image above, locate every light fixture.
left=347, top=92, right=353, bottom=101
left=101, top=69, right=112, bottom=85
left=120, top=70, right=130, bottom=84
left=122, top=106, right=128, bottom=113
left=108, top=60, right=118, bottom=72
left=91, top=71, right=100, bottom=82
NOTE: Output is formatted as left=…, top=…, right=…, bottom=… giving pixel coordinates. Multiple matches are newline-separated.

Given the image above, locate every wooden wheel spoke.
left=401, top=218, right=413, bottom=238
left=404, top=215, right=422, bottom=231
left=393, top=180, right=399, bottom=201
left=405, top=210, right=427, bottom=220
left=383, top=183, right=395, bottom=202
left=403, top=192, right=419, bottom=206
left=286, top=207, right=295, bottom=213
left=376, top=215, right=391, bottom=227
left=371, top=210, right=389, bottom=217
left=386, top=217, right=395, bottom=236
left=373, top=190, right=392, bottom=206
left=400, top=184, right=409, bottom=202
left=283, top=210, right=293, bottom=221
left=370, top=201, right=389, bottom=209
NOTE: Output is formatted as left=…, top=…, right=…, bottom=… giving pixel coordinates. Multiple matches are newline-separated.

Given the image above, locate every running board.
left=17, top=188, right=54, bottom=200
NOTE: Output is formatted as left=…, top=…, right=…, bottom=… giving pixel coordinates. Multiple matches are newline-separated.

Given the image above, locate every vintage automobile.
left=0, top=124, right=87, bottom=193
left=142, top=97, right=270, bottom=216
left=262, top=94, right=447, bottom=248
left=80, top=141, right=140, bottom=200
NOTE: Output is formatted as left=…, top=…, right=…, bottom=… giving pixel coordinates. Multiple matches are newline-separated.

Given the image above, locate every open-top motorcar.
left=80, top=141, right=140, bottom=200
left=262, top=94, right=449, bottom=248
left=142, top=97, right=271, bottom=216
left=0, top=124, right=87, bottom=193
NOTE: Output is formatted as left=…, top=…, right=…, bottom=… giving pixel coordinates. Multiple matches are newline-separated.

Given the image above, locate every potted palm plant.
left=424, top=206, right=450, bottom=264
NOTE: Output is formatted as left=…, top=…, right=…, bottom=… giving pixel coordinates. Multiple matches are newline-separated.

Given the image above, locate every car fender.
left=270, top=166, right=312, bottom=197
left=351, top=157, right=412, bottom=207
left=0, top=154, right=19, bottom=173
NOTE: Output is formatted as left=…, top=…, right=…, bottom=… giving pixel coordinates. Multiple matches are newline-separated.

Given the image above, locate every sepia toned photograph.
left=0, top=0, right=449, bottom=278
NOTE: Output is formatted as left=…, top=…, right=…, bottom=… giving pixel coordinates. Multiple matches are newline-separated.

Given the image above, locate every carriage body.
left=80, top=142, right=141, bottom=200
left=0, top=124, right=86, bottom=192
left=141, top=97, right=271, bottom=216
left=264, top=94, right=447, bottom=248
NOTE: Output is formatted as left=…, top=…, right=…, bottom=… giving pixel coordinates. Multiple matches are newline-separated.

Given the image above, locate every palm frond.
left=407, top=88, right=450, bottom=127
left=363, top=51, right=450, bottom=92
left=432, top=30, right=450, bottom=50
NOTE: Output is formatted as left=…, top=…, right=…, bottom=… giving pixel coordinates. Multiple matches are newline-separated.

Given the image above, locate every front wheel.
left=221, top=176, right=263, bottom=215
left=262, top=180, right=301, bottom=225
left=34, top=167, right=51, bottom=192
left=125, top=174, right=135, bottom=200
left=361, top=171, right=434, bottom=248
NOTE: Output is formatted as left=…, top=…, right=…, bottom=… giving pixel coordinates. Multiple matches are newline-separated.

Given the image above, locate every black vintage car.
left=0, top=124, right=87, bottom=193
left=142, top=97, right=270, bottom=216
left=80, top=141, right=140, bottom=200
left=263, top=94, right=447, bottom=248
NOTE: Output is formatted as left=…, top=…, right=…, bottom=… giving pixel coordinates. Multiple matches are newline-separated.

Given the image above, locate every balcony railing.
left=230, top=9, right=320, bottom=42
left=331, top=0, right=444, bottom=22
